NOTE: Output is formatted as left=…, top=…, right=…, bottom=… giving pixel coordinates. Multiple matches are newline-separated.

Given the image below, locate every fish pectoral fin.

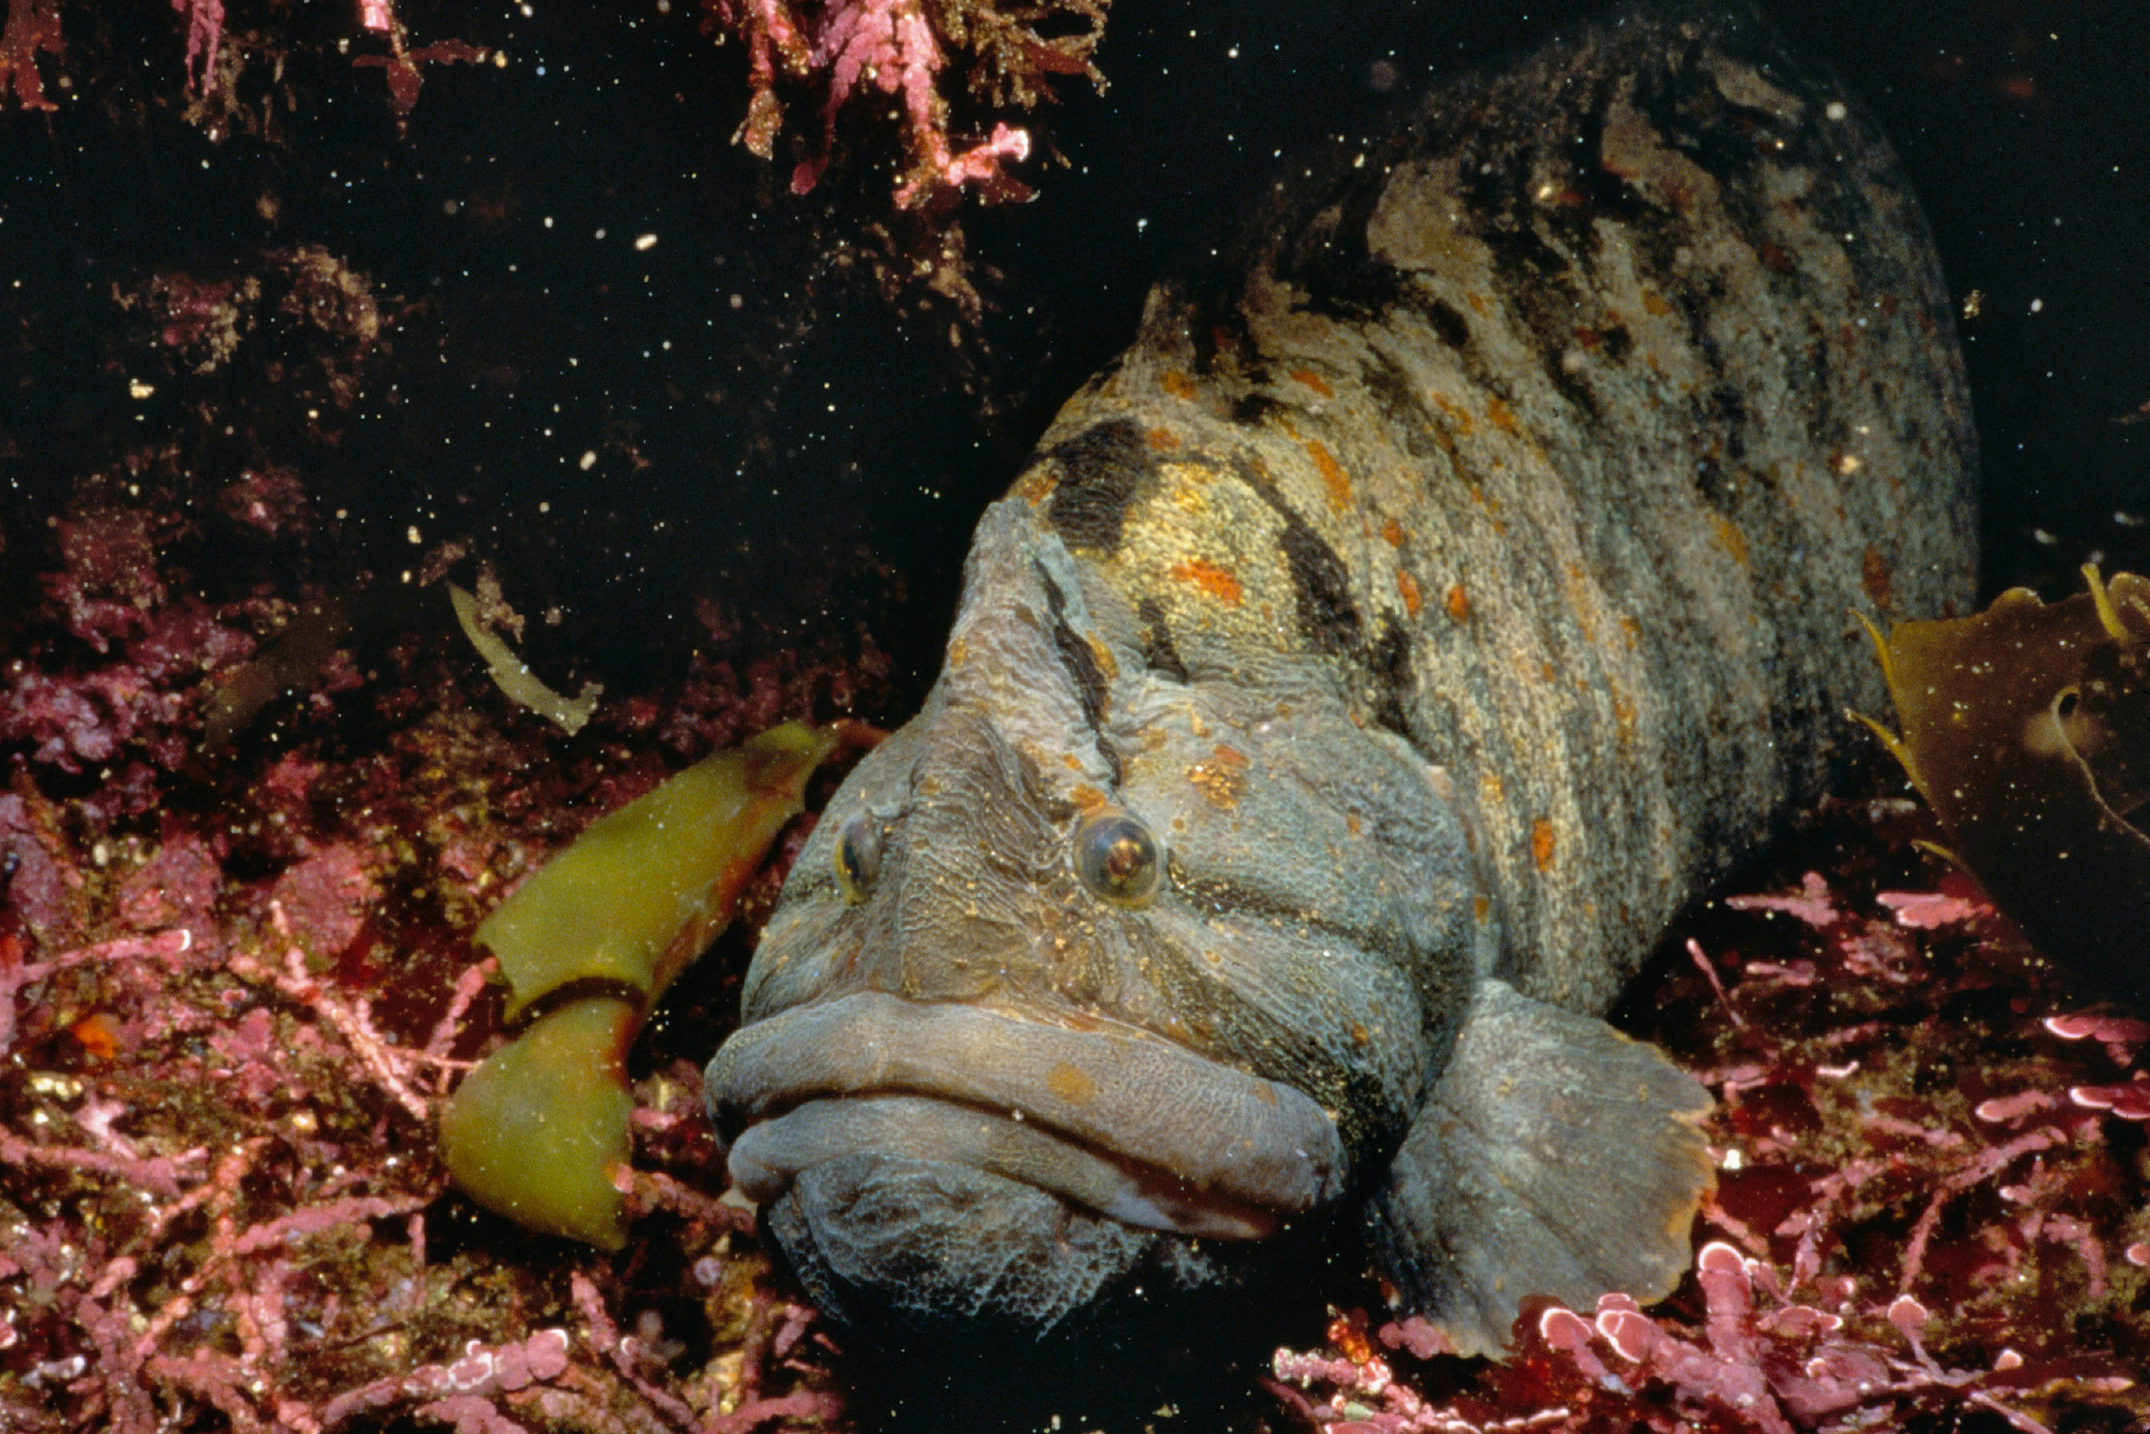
left=1364, top=978, right=1714, bottom=1358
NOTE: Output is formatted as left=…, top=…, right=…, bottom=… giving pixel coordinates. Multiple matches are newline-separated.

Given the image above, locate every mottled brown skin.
left=707, top=0, right=1977, bottom=1353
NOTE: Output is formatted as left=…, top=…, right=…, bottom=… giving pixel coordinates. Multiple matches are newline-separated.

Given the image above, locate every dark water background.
left=3, top=0, right=2145, bottom=707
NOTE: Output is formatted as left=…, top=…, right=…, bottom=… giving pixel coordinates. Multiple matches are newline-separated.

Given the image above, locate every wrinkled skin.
left=712, top=514, right=1485, bottom=1327
left=707, top=0, right=1977, bottom=1350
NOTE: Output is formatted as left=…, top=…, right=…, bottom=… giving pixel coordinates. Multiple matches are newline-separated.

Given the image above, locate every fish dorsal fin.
left=1364, top=978, right=1713, bottom=1356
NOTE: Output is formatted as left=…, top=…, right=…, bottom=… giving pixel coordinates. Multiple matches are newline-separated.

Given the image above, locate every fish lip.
left=705, top=991, right=1347, bottom=1235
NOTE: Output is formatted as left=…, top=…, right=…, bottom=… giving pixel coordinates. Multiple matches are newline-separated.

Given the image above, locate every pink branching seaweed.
left=702, top=0, right=1103, bottom=207
left=1273, top=1241, right=2123, bottom=1433
left=1725, top=870, right=1840, bottom=929
left=170, top=0, right=224, bottom=95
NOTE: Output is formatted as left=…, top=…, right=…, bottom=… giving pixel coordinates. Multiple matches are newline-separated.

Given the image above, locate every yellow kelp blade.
left=477, top=721, right=843, bottom=1023
left=441, top=721, right=846, bottom=1247
left=439, top=996, right=640, bottom=1249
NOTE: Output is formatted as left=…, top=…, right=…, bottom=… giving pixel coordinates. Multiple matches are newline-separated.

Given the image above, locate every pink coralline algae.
left=1275, top=1237, right=2137, bottom=1433
left=703, top=0, right=1104, bottom=207
left=1, top=506, right=258, bottom=793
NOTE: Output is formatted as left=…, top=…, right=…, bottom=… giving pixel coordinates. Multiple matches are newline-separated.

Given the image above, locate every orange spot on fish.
left=1381, top=518, right=1406, bottom=547
left=1445, top=582, right=1472, bottom=622
left=1014, top=468, right=1056, bottom=505
left=1187, top=744, right=1249, bottom=808
left=1307, top=439, right=1353, bottom=512
left=1641, top=289, right=1674, bottom=317
left=1473, top=893, right=1491, bottom=923
left=1396, top=568, right=1423, bottom=617
left=1619, top=615, right=1642, bottom=649
left=1429, top=391, right=1476, bottom=435
left=72, top=1012, right=121, bottom=1060
left=1171, top=559, right=1245, bottom=606
left=1254, top=1082, right=1279, bottom=1107
left=1484, top=395, right=1520, bottom=434
left=1531, top=818, right=1558, bottom=872
left=1711, top=512, right=1751, bottom=567
left=1289, top=368, right=1333, bottom=397
left=1758, top=240, right=1797, bottom=274
left=1862, top=545, right=1894, bottom=609
left=1161, top=369, right=1199, bottom=401
left=1047, top=1061, right=1100, bottom=1105
left=1146, top=426, right=1180, bottom=450
left=1068, top=784, right=1110, bottom=812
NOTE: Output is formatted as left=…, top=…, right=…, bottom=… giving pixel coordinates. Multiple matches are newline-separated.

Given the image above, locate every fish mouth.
left=705, top=992, right=1347, bottom=1241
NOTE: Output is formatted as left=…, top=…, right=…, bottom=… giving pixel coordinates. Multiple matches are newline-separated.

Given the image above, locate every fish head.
left=704, top=503, right=1489, bottom=1335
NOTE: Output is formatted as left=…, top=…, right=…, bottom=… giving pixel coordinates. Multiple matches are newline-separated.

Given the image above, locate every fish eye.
left=1073, top=808, right=1163, bottom=908
left=832, top=811, right=883, bottom=903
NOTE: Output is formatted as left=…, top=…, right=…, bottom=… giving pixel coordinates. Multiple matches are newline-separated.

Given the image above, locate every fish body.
left=708, top=0, right=1976, bottom=1353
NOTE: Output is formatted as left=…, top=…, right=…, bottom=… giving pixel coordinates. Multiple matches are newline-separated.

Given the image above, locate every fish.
left=704, top=0, right=1977, bottom=1357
